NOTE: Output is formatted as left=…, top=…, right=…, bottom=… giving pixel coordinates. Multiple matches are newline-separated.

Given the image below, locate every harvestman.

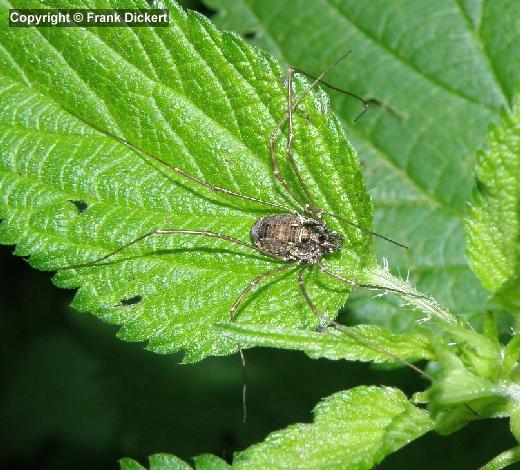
left=64, top=52, right=421, bottom=333
left=61, top=53, right=434, bottom=421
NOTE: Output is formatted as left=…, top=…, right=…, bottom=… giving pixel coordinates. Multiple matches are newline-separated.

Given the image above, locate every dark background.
left=0, top=241, right=516, bottom=469
left=1, top=1, right=517, bottom=469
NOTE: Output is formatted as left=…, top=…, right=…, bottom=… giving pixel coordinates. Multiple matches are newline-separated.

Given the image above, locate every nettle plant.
left=1, top=0, right=519, bottom=469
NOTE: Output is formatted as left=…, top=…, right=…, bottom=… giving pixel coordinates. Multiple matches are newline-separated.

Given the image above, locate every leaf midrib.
left=454, top=0, right=510, bottom=106
left=321, top=0, right=507, bottom=109
left=241, top=0, right=505, bottom=111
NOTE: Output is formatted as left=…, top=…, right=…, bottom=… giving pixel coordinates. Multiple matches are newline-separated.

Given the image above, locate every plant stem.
left=479, top=446, right=520, bottom=470
left=366, top=265, right=458, bottom=324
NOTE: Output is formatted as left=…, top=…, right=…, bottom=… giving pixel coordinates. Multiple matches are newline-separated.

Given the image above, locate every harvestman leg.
left=286, top=68, right=320, bottom=214
left=230, top=260, right=299, bottom=423
left=293, top=70, right=390, bottom=123
left=230, top=261, right=299, bottom=320
left=63, top=108, right=296, bottom=215
left=269, top=51, right=353, bottom=216
left=297, top=265, right=323, bottom=322
left=62, top=229, right=271, bottom=270
left=297, top=266, right=433, bottom=380
left=317, top=262, right=427, bottom=299
left=63, top=226, right=301, bottom=321
left=271, top=55, right=409, bottom=249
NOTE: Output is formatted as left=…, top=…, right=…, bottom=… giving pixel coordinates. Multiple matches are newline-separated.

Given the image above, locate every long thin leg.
left=287, top=68, right=320, bottom=214
left=231, top=261, right=298, bottom=419
left=239, top=348, right=248, bottom=423
left=61, top=229, right=270, bottom=270
left=272, top=55, right=408, bottom=249
left=317, top=263, right=427, bottom=299
left=297, top=269, right=433, bottom=381
left=230, top=261, right=299, bottom=320
left=269, top=51, right=353, bottom=214
left=63, top=108, right=296, bottom=214
left=297, top=265, right=322, bottom=322
left=291, top=69, right=402, bottom=122
left=269, top=121, right=307, bottom=211
left=330, top=321, right=433, bottom=380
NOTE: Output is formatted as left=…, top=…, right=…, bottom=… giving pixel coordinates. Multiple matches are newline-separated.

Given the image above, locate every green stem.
left=366, top=265, right=457, bottom=324
left=479, top=446, right=520, bottom=470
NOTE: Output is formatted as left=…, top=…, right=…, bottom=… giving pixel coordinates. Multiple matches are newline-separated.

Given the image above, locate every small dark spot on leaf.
left=475, top=179, right=488, bottom=194
left=242, top=31, right=257, bottom=40
left=69, top=199, right=88, bottom=213
left=120, top=295, right=142, bottom=306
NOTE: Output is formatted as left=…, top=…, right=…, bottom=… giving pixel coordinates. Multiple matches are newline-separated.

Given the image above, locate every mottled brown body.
left=251, top=214, right=342, bottom=263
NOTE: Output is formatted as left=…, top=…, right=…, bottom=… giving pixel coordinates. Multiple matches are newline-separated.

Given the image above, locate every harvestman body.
left=64, top=51, right=416, bottom=328
left=251, top=214, right=342, bottom=263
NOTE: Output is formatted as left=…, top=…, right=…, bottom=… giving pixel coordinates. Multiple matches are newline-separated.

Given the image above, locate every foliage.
left=120, top=387, right=432, bottom=470
left=215, top=321, right=434, bottom=362
left=466, top=100, right=520, bottom=315
left=229, top=386, right=432, bottom=470
left=1, top=0, right=520, bottom=469
left=0, top=0, right=374, bottom=362
left=121, top=453, right=230, bottom=470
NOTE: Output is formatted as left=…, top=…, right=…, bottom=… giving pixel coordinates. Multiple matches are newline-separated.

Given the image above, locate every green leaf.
left=232, top=386, right=432, bottom=469
left=429, top=368, right=505, bottom=408
left=215, top=321, right=434, bottom=362
left=204, top=0, right=520, bottom=327
left=120, top=458, right=147, bottom=470
left=479, top=446, right=520, bottom=470
left=510, top=407, right=520, bottom=443
left=438, top=322, right=502, bottom=381
left=427, top=367, right=513, bottom=435
left=502, top=335, right=520, bottom=380
left=120, top=454, right=192, bottom=470
left=120, top=454, right=230, bottom=470
left=0, top=0, right=375, bottom=360
left=193, top=454, right=231, bottom=470
left=466, top=97, right=520, bottom=314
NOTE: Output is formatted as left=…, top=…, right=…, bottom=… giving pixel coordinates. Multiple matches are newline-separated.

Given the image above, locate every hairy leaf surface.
left=0, top=0, right=375, bottom=360
left=233, top=386, right=432, bottom=469
left=466, top=97, right=520, bottom=314
left=120, top=453, right=230, bottom=470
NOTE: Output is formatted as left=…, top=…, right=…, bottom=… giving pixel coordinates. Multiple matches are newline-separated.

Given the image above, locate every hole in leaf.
left=242, top=31, right=257, bottom=40
left=120, top=295, right=142, bottom=306
left=475, top=178, right=488, bottom=194
left=69, top=199, right=88, bottom=213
